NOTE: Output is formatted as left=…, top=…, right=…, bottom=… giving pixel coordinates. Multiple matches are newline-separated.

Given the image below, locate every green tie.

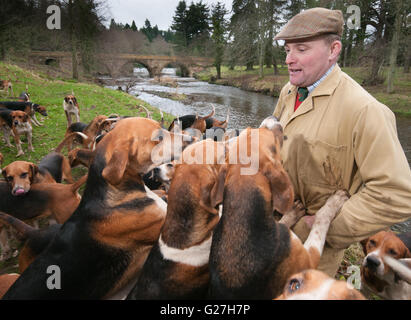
left=297, top=87, right=309, bottom=102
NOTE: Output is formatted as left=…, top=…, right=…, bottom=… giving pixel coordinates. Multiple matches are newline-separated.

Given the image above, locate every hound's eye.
left=369, top=240, right=376, bottom=247
left=7, top=176, right=13, bottom=182
left=388, top=249, right=397, bottom=256
left=288, top=279, right=301, bottom=293
left=167, top=163, right=173, bottom=168
left=20, top=172, right=28, bottom=178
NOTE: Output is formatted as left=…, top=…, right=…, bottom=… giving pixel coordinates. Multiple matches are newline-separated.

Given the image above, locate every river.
left=104, top=68, right=411, bottom=232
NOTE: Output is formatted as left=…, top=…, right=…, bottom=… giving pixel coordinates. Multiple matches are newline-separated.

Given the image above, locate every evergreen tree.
left=211, top=1, right=228, bottom=79
left=131, top=20, right=137, bottom=31
left=171, top=0, right=189, bottom=48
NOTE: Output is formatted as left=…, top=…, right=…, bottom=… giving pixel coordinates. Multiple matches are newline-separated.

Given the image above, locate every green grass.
left=0, top=62, right=175, bottom=167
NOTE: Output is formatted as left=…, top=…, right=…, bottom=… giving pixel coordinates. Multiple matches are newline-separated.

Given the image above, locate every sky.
left=104, top=0, right=234, bottom=31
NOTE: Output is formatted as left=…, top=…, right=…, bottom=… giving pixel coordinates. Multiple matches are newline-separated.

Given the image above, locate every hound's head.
left=361, top=231, right=411, bottom=278
left=33, top=104, right=48, bottom=116
left=11, top=111, right=29, bottom=127
left=64, top=95, right=78, bottom=106
left=99, top=117, right=193, bottom=186
left=2, top=161, right=38, bottom=196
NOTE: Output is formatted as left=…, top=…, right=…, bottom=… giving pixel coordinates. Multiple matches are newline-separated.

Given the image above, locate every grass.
left=0, top=62, right=175, bottom=167
left=195, top=65, right=411, bottom=116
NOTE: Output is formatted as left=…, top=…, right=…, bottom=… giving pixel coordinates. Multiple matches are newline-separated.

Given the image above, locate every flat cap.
left=274, top=7, right=344, bottom=41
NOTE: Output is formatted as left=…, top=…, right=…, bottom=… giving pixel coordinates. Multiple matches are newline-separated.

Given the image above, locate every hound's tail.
left=55, top=132, right=88, bottom=153
left=0, top=211, right=35, bottom=239
left=201, top=105, right=215, bottom=120
left=70, top=174, right=88, bottom=193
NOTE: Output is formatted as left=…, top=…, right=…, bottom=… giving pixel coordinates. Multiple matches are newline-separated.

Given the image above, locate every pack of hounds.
left=0, top=80, right=410, bottom=300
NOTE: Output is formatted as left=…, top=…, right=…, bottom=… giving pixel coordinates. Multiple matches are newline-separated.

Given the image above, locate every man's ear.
left=102, top=149, right=129, bottom=185
left=330, top=40, right=342, bottom=60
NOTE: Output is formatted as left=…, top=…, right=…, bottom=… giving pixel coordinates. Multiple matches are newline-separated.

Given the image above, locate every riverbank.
left=194, top=65, right=411, bottom=117
left=0, top=62, right=174, bottom=167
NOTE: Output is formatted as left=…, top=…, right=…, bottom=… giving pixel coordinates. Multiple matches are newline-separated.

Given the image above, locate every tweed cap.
left=274, top=7, right=344, bottom=41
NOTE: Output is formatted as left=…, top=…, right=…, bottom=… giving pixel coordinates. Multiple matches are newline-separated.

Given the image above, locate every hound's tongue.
left=14, top=188, right=26, bottom=196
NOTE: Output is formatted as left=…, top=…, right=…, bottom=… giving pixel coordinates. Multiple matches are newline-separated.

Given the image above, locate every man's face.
left=285, top=38, right=335, bottom=87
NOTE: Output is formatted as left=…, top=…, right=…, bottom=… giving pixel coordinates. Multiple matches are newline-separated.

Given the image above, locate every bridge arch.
left=163, top=62, right=190, bottom=77
left=45, top=58, right=59, bottom=66
left=119, top=60, right=153, bottom=77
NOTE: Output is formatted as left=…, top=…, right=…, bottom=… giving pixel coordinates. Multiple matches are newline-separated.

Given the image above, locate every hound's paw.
left=326, top=190, right=349, bottom=212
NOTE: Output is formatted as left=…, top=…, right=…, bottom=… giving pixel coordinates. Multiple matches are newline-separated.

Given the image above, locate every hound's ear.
left=209, top=164, right=227, bottom=210
left=102, top=149, right=129, bottom=185
left=199, top=165, right=226, bottom=215
left=2, top=167, right=7, bottom=180
left=30, top=164, right=39, bottom=183
left=262, top=161, right=294, bottom=214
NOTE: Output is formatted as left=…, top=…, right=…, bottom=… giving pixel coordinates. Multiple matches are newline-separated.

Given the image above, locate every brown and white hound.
left=208, top=116, right=349, bottom=299
left=63, top=95, right=80, bottom=127
left=361, top=230, right=411, bottom=300
left=0, top=109, right=33, bottom=157
left=3, top=117, right=193, bottom=299
left=0, top=80, right=13, bottom=96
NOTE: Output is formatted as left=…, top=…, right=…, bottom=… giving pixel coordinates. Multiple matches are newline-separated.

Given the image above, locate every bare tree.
left=386, top=0, right=402, bottom=93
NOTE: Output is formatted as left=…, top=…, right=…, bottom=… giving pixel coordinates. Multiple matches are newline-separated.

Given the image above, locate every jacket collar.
left=282, top=64, right=342, bottom=127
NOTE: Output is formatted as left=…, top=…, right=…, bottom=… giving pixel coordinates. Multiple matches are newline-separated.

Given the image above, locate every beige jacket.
left=273, top=64, right=411, bottom=249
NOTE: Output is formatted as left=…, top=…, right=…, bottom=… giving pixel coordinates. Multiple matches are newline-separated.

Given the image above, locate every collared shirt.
left=307, top=63, right=335, bottom=94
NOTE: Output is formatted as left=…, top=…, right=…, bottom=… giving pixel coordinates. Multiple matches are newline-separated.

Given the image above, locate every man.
left=273, top=7, right=411, bottom=277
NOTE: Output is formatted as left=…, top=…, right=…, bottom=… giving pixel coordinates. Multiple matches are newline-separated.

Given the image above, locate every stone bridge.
left=28, top=51, right=213, bottom=78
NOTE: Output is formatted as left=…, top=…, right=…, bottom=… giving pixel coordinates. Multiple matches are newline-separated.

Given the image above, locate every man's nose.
left=285, top=51, right=296, bottom=65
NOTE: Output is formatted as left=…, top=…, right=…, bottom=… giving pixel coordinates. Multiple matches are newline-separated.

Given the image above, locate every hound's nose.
left=366, top=255, right=381, bottom=269
left=153, top=167, right=160, bottom=176
left=14, top=121, right=19, bottom=125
